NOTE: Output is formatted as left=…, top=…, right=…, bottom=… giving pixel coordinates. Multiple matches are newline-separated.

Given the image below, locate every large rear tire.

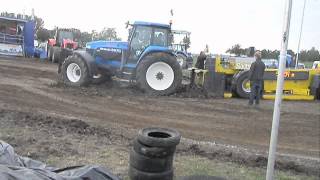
left=61, top=55, right=90, bottom=86
left=136, top=53, right=182, bottom=95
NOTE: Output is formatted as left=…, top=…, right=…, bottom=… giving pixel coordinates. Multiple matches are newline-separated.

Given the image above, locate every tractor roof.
left=133, top=21, right=170, bottom=29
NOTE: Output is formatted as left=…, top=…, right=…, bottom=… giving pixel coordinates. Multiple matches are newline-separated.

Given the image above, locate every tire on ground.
left=52, top=47, right=61, bottom=63
left=130, top=148, right=173, bottom=173
left=129, top=166, right=173, bottom=180
left=47, top=46, right=53, bottom=61
left=133, top=138, right=176, bottom=158
left=136, top=52, right=182, bottom=96
left=137, top=127, right=181, bottom=148
left=61, top=55, right=90, bottom=86
left=233, top=70, right=250, bottom=98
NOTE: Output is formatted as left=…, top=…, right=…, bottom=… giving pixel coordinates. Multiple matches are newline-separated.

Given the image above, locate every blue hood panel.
left=86, top=41, right=128, bottom=50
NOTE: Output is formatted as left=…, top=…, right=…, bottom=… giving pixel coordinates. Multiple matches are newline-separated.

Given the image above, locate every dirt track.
left=0, top=57, right=319, bottom=161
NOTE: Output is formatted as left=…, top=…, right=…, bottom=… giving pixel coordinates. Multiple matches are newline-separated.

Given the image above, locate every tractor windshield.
left=130, top=26, right=169, bottom=59
left=58, top=31, right=74, bottom=42
left=130, top=26, right=152, bottom=56
left=153, top=28, right=168, bottom=47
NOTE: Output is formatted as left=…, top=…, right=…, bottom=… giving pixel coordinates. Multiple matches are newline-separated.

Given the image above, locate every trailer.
left=191, top=55, right=320, bottom=100
left=0, top=13, right=35, bottom=57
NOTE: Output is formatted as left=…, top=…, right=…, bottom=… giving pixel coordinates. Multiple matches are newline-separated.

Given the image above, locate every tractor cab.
left=126, top=21, right=171, bottom=63
left=48, top=28, right=79, bottom=50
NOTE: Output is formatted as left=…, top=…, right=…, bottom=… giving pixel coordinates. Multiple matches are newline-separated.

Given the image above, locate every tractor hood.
left=86, top=41, right=128, bottom=50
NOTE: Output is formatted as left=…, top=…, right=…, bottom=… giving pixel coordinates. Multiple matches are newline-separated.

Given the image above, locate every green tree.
left=226, top=44, right=245, bottom=56
left=36, top=28, right=50, bottom=42
left=34, top=16, right=44, bottom=34
left=95, top=28, right=121, bottom=41
left=79, top=31, right=93, bottom=47
left=307, top=47, right=320, bottom=61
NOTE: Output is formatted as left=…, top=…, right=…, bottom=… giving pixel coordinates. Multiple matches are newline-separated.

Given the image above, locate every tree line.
left=1, top=12, right=121, bottom=47
left=226, top=44, right=320, bottom=62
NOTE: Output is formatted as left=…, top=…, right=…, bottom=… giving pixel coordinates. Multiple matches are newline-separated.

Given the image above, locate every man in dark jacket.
left=248, top=51, right=265, bottom=105
left=195, top=51, right=206, bottom=69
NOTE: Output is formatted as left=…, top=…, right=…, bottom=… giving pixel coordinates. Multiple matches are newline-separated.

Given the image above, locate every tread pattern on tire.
left=129, top=166, right=173, bottom=180
left=129, top=148, right=173, bottom=173
left=133, top=138, right=176, bottom=158
left=137, top=127, right=181, bottom=148
left=233, top=70, right=250, bottom=98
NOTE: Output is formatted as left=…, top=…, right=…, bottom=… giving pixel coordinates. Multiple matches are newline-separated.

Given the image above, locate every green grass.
left=174, top=155, right=318, bottom=180
left=47, top=149, right=318, bottom=180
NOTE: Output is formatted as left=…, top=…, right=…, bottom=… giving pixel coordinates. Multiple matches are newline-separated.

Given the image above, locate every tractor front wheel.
left=136, top=53, right=182, bottom=95
left=61, top=55, right=90, bottom=86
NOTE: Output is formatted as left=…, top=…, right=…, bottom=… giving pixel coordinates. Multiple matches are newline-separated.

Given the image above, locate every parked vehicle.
left=47, top=28, right=80, bottom=63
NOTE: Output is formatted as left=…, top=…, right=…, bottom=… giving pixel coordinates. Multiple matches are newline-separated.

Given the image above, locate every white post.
left=266, top=0, right=292, bottom=180
left=295, top=0, right=307, bottom=69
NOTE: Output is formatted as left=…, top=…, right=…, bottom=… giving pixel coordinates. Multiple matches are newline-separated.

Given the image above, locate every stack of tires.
left=129, top=127, right=181, bottom=180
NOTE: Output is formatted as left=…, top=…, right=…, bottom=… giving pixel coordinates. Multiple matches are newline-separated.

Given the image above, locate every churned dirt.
left=0, top=57, right=319, bottom=177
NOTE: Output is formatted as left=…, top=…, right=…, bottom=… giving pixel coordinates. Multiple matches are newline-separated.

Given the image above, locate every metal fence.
left=0, top=32, right=24, bottom=45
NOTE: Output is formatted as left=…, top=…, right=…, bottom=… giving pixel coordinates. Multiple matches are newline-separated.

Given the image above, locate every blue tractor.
left=60, top=21, right=182, bottom=95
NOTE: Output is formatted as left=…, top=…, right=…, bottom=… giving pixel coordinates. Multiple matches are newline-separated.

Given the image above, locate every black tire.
left=233, top=70, right=250, bottom=98
left=52, top=47, right=61, bottom=63
left=137, top=127, right=181, bottom=148
left=61, top=55, right=90, bottom=86
left=136, top=52, right=182, bottom=95
left=47, top=46, right=53, bottom=61
left=130, top=148, right=173, bottom=173
left=133, top=138, right=176, bottom=158
left=129, top=166, right=173, bottom=180
left=176, top=53, right=187, bottom=69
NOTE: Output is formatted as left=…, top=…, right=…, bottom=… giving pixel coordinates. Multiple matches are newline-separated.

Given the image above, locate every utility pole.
left=295, top=0, right=307, bottom=69
left=266, top=0, right=292, bottom=179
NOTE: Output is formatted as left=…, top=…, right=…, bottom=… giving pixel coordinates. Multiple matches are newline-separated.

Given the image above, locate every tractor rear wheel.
left=61, top=55, right=90, bottom=86
left=233, top=70, right=251, bottom=98
left=136, top=53, right=182, bottom=95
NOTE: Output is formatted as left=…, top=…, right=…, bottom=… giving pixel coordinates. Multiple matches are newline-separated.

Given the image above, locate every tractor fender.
left=175, top=51, right=188, bottom=58
left=73, top=50, right=97, bottom=76
left=137, top=47, right=176, bottom=65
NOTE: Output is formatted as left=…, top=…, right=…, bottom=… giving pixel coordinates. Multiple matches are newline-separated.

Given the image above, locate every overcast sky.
left=1, top=0, right=319, bottom=53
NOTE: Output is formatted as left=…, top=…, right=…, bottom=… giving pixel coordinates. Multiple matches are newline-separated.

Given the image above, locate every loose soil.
left=0, top=57, right=319, bottom=178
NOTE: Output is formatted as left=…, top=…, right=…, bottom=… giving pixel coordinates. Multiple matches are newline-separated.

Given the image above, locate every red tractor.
left=47, top=28, right=80, bottom=63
